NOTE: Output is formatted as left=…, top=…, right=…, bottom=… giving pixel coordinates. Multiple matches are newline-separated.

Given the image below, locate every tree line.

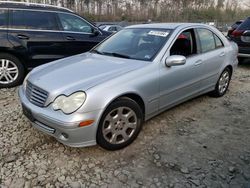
left=12, top=0, right=250, bottom=23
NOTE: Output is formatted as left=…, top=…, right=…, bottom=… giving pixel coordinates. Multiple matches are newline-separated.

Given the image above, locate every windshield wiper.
left=101, top=52, right=131, bottom=59
left=92, top=50, right=131, bottom=59
left=91, top=49, right=104, bottom=55
left=111, top=52, right=131, bottom=59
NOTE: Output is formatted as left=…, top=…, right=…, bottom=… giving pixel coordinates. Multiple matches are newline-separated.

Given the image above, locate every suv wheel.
left=97, top=97, right=143, bottom=150
left=0, top=53, right=25, bottom=88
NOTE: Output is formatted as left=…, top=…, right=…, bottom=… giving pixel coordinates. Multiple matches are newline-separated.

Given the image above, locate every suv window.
left=58, top=13, right=92, bottom=33
left=238, top=18, right=250, bottom=30
left=109, top=26, right=118, bottom=32
left=10, top=10, right=58, bottom=30
left=170, top=29, right=197, bottom=57
left=108, top=27, right=115, bottom=32
left=0, top=10, right=7, bottom=28
left=197, top=28, right=216, bottom=53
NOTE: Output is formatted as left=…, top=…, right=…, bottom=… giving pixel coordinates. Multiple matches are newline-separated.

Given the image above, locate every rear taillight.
left=232, top=30, right=244, bottom=37
left=228, top=29, right=234, bottom=35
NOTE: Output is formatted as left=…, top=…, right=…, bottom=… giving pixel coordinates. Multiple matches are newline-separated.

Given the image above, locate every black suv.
left=230, top=17, right=250, bottom=62
left=0, top=2, right=111, bottom=88
left=227, top=20, right=244, bottom=38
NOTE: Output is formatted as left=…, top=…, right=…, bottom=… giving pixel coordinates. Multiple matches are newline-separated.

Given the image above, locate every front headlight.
left=23, top=72, right=31, bottom=90
left=52, top=92, right=86, bottom=114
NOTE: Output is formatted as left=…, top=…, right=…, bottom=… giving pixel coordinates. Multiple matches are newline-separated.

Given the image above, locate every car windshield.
left=92, top=28, right=172, bottom=61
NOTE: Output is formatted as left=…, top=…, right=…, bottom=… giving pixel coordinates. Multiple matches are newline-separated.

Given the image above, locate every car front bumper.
left=19, top=86, right=103, bottom=147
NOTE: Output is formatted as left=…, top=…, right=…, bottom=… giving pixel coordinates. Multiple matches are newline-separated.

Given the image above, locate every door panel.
left=196, top=28, right=226, bottom=90
left=60, top=32, right=105, bottom=56
left=200, top=48, right=225, bottom=89
left=8, top=30, right=65, bottom=67
left=8, top=10, right=65, bottom=67
left=159, top=55, right=204, bottom=110
left=57, top=12, right=106, bottom=56
left=159, top=29, right=204, bottom=110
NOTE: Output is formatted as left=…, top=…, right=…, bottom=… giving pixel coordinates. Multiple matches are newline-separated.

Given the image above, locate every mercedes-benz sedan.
left=19, top=23, right=238, bottom=150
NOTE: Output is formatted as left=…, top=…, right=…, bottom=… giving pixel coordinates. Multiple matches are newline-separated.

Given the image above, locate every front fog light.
left=52, top=92, right=86, bottom=114
left=59, top=133, right=69, bottom=141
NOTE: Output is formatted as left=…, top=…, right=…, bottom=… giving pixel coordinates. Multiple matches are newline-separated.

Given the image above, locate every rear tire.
left=97, top=97, right=143, bottom=150
left=209, top=67, right=232, bottom=98
left=0, top=53, right=25, bottom=88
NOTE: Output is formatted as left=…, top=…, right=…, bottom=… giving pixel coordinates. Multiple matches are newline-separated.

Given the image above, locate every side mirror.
left=165, top=55, right=186, bottom=67
left=243, top=30, right=250, bottom=37
left=91, top=28, right=100, bottom=36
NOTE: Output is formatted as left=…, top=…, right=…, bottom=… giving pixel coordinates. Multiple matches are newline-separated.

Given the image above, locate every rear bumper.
left=19, top=86, right=104, bottom=147
left=238, top=46, right=250, bottom=57
left=238, top=53, right=250, bottom=58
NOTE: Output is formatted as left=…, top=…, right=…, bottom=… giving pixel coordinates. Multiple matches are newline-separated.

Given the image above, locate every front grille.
left=26, top=81, right=48, bottom=107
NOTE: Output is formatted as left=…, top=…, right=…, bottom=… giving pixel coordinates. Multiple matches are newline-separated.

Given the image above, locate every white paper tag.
left=148, top=31, right=169, bottom=37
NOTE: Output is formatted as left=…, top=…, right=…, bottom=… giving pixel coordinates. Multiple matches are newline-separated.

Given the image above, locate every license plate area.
left=22, top=104, right=35, bottom=122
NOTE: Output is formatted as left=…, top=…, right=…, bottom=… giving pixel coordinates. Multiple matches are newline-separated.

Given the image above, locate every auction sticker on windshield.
left=148, top=31, right=169, bottom=37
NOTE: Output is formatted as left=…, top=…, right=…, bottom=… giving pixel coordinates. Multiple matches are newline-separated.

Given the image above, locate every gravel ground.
left=1, top=62, right=250, bottom=188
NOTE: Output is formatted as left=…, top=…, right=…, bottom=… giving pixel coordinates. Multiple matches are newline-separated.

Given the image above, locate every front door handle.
left=17, top=34, right=29, bottom=40
left=194, top=60, right=203, bottom=66
left=219, top=52, right=225, bottom=57
left=66, top=36, right=75, bottom=41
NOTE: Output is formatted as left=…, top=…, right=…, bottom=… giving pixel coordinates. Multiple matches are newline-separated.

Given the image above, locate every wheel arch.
left=99, top=92, right=146, bottom=124
left=0, top=49, right=28, bottom=70
left=225, top=65, right=233, bottom=75
left=95, top=92, right=146, bottom=150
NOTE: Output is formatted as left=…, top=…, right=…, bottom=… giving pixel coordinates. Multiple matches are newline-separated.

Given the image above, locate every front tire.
left=0, top=53, right=25, bottom=88
left=97, top=97, right=143, bottom=150
left=209, top=67, right=232, bottom=98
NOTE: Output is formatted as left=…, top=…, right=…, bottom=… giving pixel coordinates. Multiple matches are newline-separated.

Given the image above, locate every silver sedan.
left=19, top=23, right=238, bottom=150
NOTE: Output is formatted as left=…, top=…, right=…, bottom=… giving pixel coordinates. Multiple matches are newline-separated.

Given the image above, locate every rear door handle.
left=194, top=60, right=203, bottom=66
left=219, top=52, right=225, bottom=57
left=66, top=36, right=75, bottom=41
left=17, top=34, right=29, bottom=40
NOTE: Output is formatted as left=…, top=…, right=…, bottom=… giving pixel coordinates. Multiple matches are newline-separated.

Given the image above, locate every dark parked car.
left=230, top=17, right=250, bottom=62
left=227, top=20, right=244, bottom=38
left=99, top=24, right=123, bottom=33
left=0, top=2, right=111, bottom=88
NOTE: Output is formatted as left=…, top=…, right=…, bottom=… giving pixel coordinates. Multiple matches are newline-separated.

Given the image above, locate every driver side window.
left=58, top=13, right=92, bottom=33
left=170, top=29, right=197, bottom=57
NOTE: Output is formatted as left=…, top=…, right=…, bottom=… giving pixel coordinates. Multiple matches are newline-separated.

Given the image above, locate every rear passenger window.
left=0, top=10, right=7, bottom=28
left=197, top=28, right=216, bottom=53
left=10, top=10, right=58, bottom=30
left=214, top=34, right=224, bottom=48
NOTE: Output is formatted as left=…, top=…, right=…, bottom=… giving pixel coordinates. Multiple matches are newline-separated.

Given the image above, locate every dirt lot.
left=1, top=62, right=250, bottom=188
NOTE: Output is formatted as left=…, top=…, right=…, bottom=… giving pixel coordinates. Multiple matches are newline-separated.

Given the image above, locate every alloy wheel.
left=0, top=59, right=19, bottom=84
left=218, top=71, right=230, bottom=94
left=102, top=107, right=138, bottom=145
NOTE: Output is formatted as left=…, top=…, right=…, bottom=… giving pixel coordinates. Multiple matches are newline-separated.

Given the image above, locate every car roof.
left=0, top=1, right=73, bottom=13
left=127, top=23, right=208, bottom=30
left=236, top=20, right=244, bottom=23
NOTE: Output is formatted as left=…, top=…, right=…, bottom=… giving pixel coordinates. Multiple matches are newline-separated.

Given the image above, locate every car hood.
left=28, top=53, right=147, bottom=96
